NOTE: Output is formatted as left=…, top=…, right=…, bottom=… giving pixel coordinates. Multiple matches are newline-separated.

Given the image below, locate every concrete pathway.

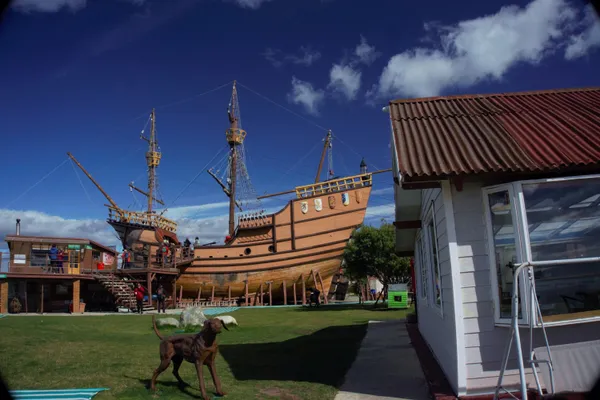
left=335, top=320, right=430, bottom=400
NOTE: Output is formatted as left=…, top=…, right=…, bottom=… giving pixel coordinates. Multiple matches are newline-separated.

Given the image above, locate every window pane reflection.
left=488, top=190, right=522, bottom=319
left=523, top=179, right=600, bottom=261
left=535, top=262, right=600, bottom=317
left=523, top=178, right=600, bottom=319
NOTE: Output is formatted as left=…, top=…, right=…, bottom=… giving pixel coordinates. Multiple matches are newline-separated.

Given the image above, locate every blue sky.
left=0, top=0, right=599, bottom=251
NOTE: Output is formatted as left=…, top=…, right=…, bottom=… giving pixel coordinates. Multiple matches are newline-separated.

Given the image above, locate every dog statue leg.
left=208, top=356, right=226, bottom=396
left=150, top=359, right=171, bottom=391
left=195, top=360, right=209, bottom=400
left=172, top=356, right=187, bottom=387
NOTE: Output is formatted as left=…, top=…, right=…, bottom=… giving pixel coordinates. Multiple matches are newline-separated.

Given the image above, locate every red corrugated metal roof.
left=390, top=87, right=600, bottom=180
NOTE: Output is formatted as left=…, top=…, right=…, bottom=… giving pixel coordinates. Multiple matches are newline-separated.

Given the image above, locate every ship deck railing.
left=107, top=207, right=178, bottom=232
left=2, top=253, right=115, bottom=277
left=120, top=249, right=194, bottom=271
left=295, top=173, right=372, bottom=198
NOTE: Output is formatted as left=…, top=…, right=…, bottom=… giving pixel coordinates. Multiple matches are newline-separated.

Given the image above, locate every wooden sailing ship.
left=67, top=81, right=383, bottom=305
left=175, top=82, right=375, bottom=304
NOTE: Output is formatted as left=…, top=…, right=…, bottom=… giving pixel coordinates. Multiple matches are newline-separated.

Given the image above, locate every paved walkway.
left=335, top=320, right=430, bottom=400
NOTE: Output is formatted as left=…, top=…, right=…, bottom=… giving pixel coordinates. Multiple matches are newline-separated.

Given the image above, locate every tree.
left=343, top=223, right=411, bottom=305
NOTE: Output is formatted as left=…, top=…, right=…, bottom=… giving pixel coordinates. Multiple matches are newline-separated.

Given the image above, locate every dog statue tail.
left=152, top=314, right=165, bottom=340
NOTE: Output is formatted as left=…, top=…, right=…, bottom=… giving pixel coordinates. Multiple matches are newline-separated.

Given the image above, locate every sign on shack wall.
left=102, top=253, right=115, bottom=265
left=13, top=254, right=26, bottom=264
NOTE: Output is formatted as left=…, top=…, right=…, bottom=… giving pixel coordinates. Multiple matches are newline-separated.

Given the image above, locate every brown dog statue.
left=151, top=315, right=228, bottom=399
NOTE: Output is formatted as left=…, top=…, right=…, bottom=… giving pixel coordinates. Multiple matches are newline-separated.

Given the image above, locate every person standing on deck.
left=121, top=248, right=131, bottom=269
left=161, top=242, right=169, bottom=266
left=134, top=283, right=146, bottom=314
left=183, top=238, right=191, bottom=257
left=156, top=284, right=166, bottom=313
left=57, top=249, right=65, bottom=274
left=49, top=244, right=58, bottom=273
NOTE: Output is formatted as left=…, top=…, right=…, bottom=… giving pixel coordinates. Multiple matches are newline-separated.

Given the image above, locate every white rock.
left=216, top=315, right=238, bottom=326
left=156, top=317, right=180, bottom=328
left=179, top=306, right=207, bottom=328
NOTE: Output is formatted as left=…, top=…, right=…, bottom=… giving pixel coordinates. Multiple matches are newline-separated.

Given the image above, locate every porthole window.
left=268, top=245, right=275, bottom=253
left=244, top=248, right=251, bottom=255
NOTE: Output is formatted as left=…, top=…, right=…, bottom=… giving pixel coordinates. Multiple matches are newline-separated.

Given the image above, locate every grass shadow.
left=219, top=324, right=367, bottom=387
left=124, top=374, right=203, bottom=399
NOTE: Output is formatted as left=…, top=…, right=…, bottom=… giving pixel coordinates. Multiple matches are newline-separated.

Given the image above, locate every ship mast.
left=225, top=81, right=246, bottom=236
left=140, top=109, right=161, bottom=214
left=315, top=130, right=332, bottom=183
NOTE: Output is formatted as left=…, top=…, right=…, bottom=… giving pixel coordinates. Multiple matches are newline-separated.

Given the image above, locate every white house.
left=388, top=87, right=600, bottom=398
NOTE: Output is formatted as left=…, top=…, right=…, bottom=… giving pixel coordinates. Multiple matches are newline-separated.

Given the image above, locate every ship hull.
left=176, top=184, right=372, bottom=302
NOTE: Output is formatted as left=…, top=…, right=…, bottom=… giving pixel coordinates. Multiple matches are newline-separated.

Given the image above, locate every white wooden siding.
left=415, top=188, right=460, bottom=393
left=451, top=182, right=600, bottom=395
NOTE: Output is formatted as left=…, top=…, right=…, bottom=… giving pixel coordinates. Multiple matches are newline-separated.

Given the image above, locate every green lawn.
left=0, top=304, right=409, bottom=400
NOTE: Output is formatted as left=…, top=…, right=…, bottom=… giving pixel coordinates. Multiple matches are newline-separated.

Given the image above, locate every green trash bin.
left=387, top=283, right=408, bottom=309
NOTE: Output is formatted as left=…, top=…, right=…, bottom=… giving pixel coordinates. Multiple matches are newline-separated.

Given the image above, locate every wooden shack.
left=0, top=235, right=119, bottom=314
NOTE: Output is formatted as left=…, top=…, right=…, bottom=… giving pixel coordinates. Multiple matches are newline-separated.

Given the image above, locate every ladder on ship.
left=494, top=262, right=555, bottom=400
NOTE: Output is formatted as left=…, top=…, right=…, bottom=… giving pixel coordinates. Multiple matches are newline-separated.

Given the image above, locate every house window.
left=416, top=237, right=429, bottom=304
left=484, top=175, right=600, bottom=325
left=424, top=202, right=442, bottom=310
left=521, top=177, right=600, bottom=322
left=484, top=188, right=523, bottom=321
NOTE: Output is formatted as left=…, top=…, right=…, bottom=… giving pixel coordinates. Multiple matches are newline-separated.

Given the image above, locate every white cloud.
left=564, top=5, right=600, bottom=60
left=0, top=209, right=117, bottom=247
left=354, top=35, right=381, bottom=65
left=368, top=0, right=595, bottom=100
left=371, top=187, right=393, bottom=196
left=326, top=36, right=379, bottom=101
left=328, top=64, right=362, bottom=101
left=11, top=0, right=87, bottom=13
left=11, top=0, right=145, bottom=13
left=229, top=0, right=274, bottom=9
left=0, top=199, right=394, bottom=253
left=0, top=208, right=231, bottom=249
left=365, top=203, right=395, bottom=220
left=287, top=76, right=325, bottom=116
left=161, top=201, right=230, bottom=220
left=262, top=46, right=321, bottom=67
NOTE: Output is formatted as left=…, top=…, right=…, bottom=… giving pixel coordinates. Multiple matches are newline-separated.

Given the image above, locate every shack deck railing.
left=107, top=206, right=178, bottom=233
left=295, top=173, right=372, bottom=198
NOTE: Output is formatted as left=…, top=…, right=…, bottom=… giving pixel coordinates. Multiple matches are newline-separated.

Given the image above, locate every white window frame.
left=483, top=173, right=600, bottom=327
left=423, top=201, right=443, bottom=315
left=415, top=235, right=429, bottom=306
left=483, top=183, right=530, bottom=326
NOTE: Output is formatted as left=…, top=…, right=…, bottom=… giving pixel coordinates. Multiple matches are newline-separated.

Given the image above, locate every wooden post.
left=310, top=270, right=321, bottom=303
left=72, top=279, right=81, bottom=313
left=259, top=283, right=264, bottom=306
left=40, top=283, right=44, bottom=314
left=25, top=283, right=28, bottom=313
left=179, top=285, right=183, bottom=303
left=253, top=288, right=259, bottom=306
left=0, top=281, right=8, bottom=315
left=301, top=274, right=306, bottom=305
left=282, top=280, right=287, bottom=305
left=147, top=272, right=152, bottom=307
left=244, top=281, right=249, bottom=306
left=211, top=285, right=215, bottom=303
left=172, top=279, right=177, bottom=309
left=293, top=282, right=297, bottom=305
left=268, top=282, right=272, bottom=306
left=228, top=286, right=231, bottom=301
left=316, top=271, right=329, bottom=305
